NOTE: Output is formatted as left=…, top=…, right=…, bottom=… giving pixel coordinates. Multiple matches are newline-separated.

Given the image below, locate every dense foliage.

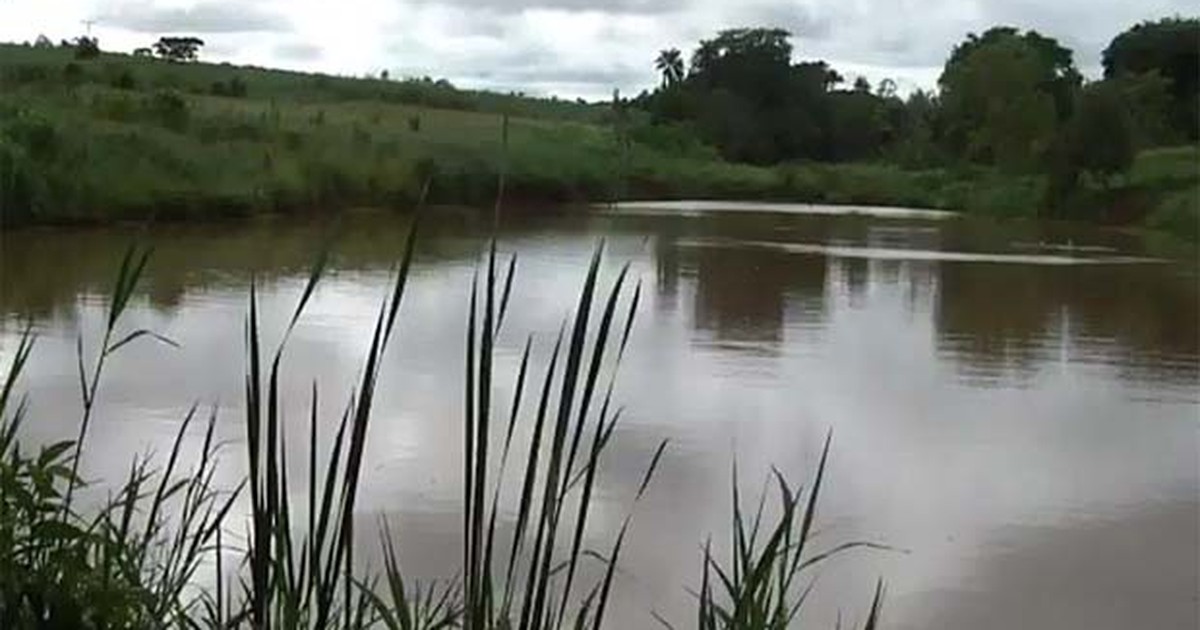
left=1102, top=17, right=1200, bottom=140
left=637, top=21, right=1195, bottom=176
left=937, top=27, right=1078, bottom=171
left=152, top=37, right=205, bottom=63
left=635, top=28, right=856, bottom=165
left=633, top=20, right=1197, bottom=231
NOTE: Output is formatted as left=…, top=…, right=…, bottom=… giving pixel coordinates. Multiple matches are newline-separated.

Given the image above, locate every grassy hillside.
left=0, top=42, right=1196, bottom=242
left=0, top=42, right=608, bottom=121
left=0, top=42, right=780, bottom=222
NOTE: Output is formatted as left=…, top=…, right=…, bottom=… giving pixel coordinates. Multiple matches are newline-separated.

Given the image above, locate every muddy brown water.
left=1, top=203, right=1196, bottom=629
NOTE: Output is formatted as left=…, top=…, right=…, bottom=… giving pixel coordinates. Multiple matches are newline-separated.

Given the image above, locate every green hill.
left=0, top=42, right=651, bottom=222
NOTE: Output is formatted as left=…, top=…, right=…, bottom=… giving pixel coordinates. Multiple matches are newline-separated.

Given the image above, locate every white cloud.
left=0, top=0, right=1191, bottom=100
left=98, top=1, right=291, bottom=33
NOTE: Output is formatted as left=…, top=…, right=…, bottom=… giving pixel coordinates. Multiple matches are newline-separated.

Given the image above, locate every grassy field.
left=1, top=42, right=1196, bottom=242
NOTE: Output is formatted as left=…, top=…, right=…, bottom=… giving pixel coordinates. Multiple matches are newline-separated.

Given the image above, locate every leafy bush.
left=628, top=121, right=717, bottom=160
left=0, top=139, right=39, bottom=223
left=73, top=36, right=100, bottom=60
left=774, top=164, right=824, bottom=199
left=228, top=76, right=247, bottom=97
left=145, top=91, right=189, bottom=132
left=965, top=175, right=1045, bottom=218
left=1146, top=185, right=1199, bottom=240
left=62, top=62, right=84, bottom=83
left=2, top=113, right=59, bottom=162
left=3, top=64, right=49, bottom=86
left=209, top=76, right=248, bottom=97
left=87, top=93, right=137, bottom=123
left=111, top=68, right=137, bottom=90
left=0, top=253, right=233, bottom=628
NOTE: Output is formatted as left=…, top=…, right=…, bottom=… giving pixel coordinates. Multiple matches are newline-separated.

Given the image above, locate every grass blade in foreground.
left=240, top=215, right=421, bottom=628
left=694, top=432, right=889, bottom=630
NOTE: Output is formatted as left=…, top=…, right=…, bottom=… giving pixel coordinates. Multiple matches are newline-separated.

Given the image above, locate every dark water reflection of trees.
left=2, top=208, right=1196, bottom=387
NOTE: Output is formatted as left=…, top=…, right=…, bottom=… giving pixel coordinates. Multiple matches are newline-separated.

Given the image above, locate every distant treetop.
left=1102, top=17, right=1199, bottom=139
left=153, top=36, right=205, bottom=62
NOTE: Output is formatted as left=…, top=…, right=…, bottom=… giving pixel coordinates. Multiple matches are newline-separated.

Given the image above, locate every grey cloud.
left=744, top=3, right=833, bottom=40
left=819, top=11, right=971, bottom=67
left=338, top=0, right=1197, bottom=99
left=480, top=63, right=644, bottom=87
left=100, top=1, right=291, bottom=34
left=968, top=0, right=1194, bottom=67
left=858, top=27, right=960, bottom=67
left=448, top=20, right=508, bottom=39
left=875, top=35, right=916, bottom=57
left=439, top=9, right=512, bottom=38
left=274, top=42, right=323, bottom=62
left=471, top=45, right=645, bottom=85
left=202, top=39, right=244, bottom=58
left=383, top=39, right=647, bottom=98
left=407, top=0, right=686, bottom=15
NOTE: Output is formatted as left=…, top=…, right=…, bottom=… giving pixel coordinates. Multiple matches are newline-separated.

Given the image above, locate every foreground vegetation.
left=0, top=24, right=1196, bottom=242
left=0, top=231, right=885, bottom=628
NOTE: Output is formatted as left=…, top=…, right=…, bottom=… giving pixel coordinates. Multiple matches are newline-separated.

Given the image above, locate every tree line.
left=35, top=33, right=206, bottom=63
left=635, top=18, right=1198, bottom=200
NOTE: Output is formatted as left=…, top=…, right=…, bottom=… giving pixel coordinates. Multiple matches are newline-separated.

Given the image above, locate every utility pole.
left=81, top=19, right=96, bottom=36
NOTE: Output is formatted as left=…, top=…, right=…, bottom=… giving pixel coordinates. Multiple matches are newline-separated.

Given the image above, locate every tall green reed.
left=235, top=202, right=422, bottom=629
left=454, top=239, right=666, bottom=630
left=0, top=247, right=237, bottom=628
left=687, top=434, right=888, bottom=630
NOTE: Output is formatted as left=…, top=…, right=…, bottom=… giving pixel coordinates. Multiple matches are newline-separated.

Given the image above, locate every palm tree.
left=654, top=48, right=685, bottom=87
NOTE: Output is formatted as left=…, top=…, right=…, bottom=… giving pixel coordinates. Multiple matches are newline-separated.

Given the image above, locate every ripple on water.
left=606, top=200, right=958, bottom=220
left=676, top=237, right=1169, bottom=266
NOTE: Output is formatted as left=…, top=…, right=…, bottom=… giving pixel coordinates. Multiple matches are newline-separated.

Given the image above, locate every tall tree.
left=875, top=78, right=898, bottom=99
left=792, top=61, right=842, bottom=93
left=1110, top=70, right=1175, bottom=147
left=891, top=89, right=941, bottom=167
left=943, top=27, right=1081, bottom=120
left=1069, top=81, right=1135, bottom=188
left=1102, top=17, right=1200, bottom=140
left=825, top=90, right=885, bottom=161
left=73, top=36, right=100, bottom=59
left=654, top=48, right=685, bottom=87
left=939, top=28, right=1075, bottom=170
left=640, top=27, right=904, bottom=164
left=682, top=28, right=799, bottom=163
left=688, top=28, right=793, bottom=103
left=1046, top=79, right=1137, bottom=214
left=152, top=36, right=204, bottom=62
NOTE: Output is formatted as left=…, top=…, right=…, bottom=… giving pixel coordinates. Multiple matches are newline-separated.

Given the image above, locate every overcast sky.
left=1, top=0, right=1193, bottom=100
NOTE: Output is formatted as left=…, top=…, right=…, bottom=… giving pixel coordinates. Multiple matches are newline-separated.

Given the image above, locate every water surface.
left=1, top=204, right=1196, bottom=629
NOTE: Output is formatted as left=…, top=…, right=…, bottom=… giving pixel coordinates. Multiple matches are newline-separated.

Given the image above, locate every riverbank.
left=1, top=44, right=1196, bottom=242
